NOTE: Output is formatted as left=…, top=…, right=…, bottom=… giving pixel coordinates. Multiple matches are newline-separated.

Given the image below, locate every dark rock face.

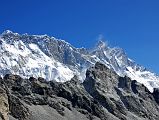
left=9, top=95, right=30, bottom=120
left=0, top=62, right=159, bottom=120
left=83, top=62, right=159, bottom=120
left=153, top=88, right=159, bottom=104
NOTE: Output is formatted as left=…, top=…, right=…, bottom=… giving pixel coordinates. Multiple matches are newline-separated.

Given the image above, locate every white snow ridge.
left=0, top=33, right=74, bottom=82
left=0, top=30, right=159, bottom=92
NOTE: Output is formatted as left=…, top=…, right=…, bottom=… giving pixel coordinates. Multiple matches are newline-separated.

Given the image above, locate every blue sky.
left=0, top=0, right=159, bottom=73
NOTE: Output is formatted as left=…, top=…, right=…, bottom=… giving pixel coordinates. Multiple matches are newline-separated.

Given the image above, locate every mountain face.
left=0, top=30, right=159, bottom=92
left=1, top=30, right=159, bottom=120
left=1, top=62, right=159, bottom=120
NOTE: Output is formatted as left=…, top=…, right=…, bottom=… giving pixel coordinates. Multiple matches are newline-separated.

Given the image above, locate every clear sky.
left=0, top=0, right=159, bottom=73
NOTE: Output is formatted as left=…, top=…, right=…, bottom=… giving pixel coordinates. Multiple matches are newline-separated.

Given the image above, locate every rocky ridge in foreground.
left=0, top=62, right=159, bottom=120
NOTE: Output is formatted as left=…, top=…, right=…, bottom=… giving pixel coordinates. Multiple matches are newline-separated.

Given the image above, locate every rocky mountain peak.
left=2, top=30, right=14, bottom=35
left=96, top=40, right=108, bottom=49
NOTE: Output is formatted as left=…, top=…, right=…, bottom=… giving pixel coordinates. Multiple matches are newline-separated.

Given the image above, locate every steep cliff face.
left=84, top=62, right=159, bottom=120
left=0, top=63, right=159, bottom=120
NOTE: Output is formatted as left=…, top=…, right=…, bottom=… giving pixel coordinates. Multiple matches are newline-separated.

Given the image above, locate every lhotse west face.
left=0, top=30, right=159, bottom=92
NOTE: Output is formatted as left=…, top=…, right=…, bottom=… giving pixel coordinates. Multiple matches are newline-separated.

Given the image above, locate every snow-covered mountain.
left=0, top=30, right=159, bottom=92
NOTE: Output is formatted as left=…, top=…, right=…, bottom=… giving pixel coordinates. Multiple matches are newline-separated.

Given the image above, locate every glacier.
left=0, top=30, right=159, bottom=92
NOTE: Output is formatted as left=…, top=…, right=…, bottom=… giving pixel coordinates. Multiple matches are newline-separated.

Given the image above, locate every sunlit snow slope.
left=0, top=30, right=159, bottom=92
left=0, top=31, right=74, bottom=82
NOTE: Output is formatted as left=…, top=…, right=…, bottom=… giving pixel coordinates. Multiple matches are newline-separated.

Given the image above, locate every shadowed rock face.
left=84, top=62, right=159, bottom=120
left=0, top=62, right=159, bottom=120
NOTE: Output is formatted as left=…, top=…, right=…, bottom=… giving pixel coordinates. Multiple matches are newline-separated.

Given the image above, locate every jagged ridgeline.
left=0, top=30, right=159, bottom=92
left=0, top=62, right=159, bottom=120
